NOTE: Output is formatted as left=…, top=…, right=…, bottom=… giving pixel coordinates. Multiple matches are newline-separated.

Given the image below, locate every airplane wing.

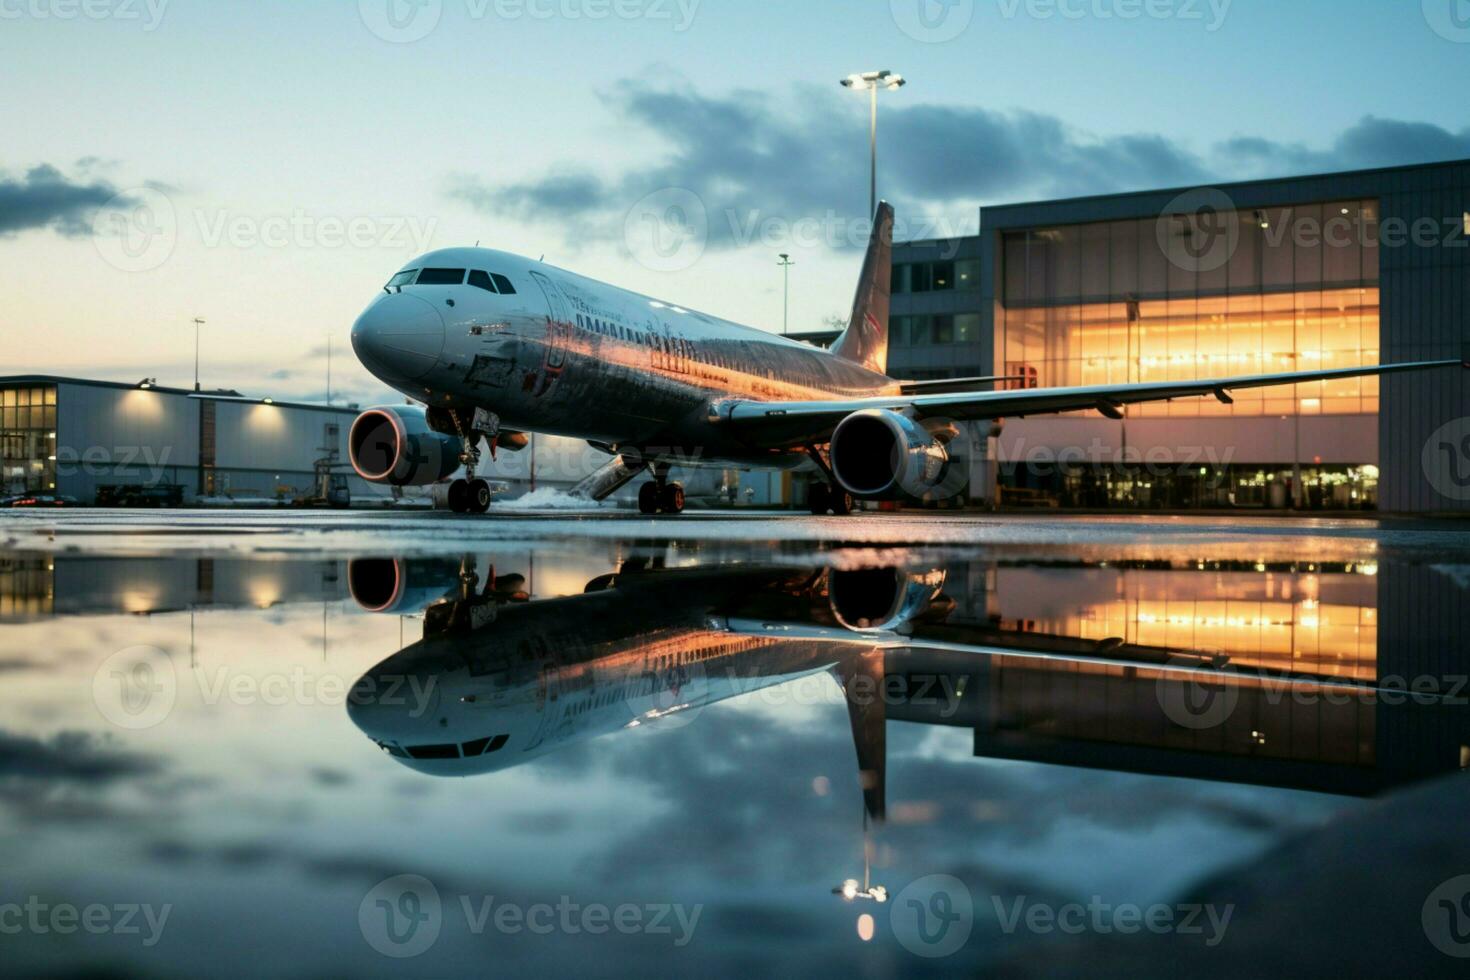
left=897, top=374, right=1026, bottom=395
left=715, top=359, right=1467, bottom=444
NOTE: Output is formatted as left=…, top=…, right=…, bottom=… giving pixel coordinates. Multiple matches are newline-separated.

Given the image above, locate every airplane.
left=347, top=202, right=1466, bottom=515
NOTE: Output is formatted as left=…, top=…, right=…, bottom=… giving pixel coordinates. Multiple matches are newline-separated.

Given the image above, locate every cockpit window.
left=405, top=743, right=460, bottom=759
left=386, top=270, right=417, bottom=290
left=461, top=734, right=510, bottom=757
left=491, top=273, right=516, bottom=295
left=417, top=268, right=466, bottom=285
left=468, top=270, right=497, bottom=293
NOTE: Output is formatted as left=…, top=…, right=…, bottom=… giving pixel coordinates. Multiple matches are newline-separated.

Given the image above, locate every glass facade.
left=1, top=385, right=58, bottom=494
left=1000, top=201, right=1381, bottom=417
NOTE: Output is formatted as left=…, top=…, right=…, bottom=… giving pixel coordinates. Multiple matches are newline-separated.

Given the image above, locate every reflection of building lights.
left=248, top=577, right=282, bottom=609
left=835, top=880, right=888, bottom=904
left=121, top=588, right=162, bottom=614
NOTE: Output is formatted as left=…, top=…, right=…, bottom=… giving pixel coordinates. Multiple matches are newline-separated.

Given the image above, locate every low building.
left=0, top=376, right=391, bottom=505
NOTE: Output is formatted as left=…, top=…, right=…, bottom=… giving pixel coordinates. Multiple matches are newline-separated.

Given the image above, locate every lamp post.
left=840, top=70, right=906, bottom=219
left=192, top=317, right=206, bottom=391
left=777, top=253, right=795, bottom=335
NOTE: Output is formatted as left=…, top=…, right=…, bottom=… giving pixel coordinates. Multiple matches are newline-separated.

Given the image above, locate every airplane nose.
left=352, top=293, right=446, bottom=380
left=347, top=670, right=442, bottom=739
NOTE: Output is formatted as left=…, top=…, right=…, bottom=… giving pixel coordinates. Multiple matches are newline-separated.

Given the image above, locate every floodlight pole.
left=192, top=317, right=206, bottom=391
left=778, top=253, right=795, bottom=335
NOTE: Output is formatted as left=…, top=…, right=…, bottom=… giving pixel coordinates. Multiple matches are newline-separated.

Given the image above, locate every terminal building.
left=883, top=158, right=1470, bottom=513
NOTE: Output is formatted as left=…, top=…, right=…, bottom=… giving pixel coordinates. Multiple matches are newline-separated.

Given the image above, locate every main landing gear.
left=637, top=462, right=685, bottom=516
left=804, top=443, right=854, bottom=516
left=447, top=478, right=493, bottom=514
left=808, top=482, right=854, bottom=516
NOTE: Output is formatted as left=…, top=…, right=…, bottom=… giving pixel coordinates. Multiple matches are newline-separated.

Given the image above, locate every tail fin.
left=829, top=201, right=893, bottom=376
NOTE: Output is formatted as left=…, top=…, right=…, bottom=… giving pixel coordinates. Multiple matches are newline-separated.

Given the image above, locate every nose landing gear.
left=445, top=407, right=498, bottom=515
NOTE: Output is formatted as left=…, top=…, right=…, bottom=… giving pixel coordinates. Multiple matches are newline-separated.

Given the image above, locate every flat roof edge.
left=979, top=156, right=1470, bottom=217
left=0, top=375, right=361, bottom=414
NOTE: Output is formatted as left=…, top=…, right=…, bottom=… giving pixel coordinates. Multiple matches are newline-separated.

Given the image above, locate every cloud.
left=0, top=729, right=160, bottom=783
left=448, top=78, right=1470, bottom=249
left=0, top=162, right=136, bottom=238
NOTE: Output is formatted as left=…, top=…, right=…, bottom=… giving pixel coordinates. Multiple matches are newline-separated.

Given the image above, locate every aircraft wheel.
left=808, top=482, right=830, bottom=515
left=447, top=479, right=470, bottom=513
left=638, top=482, right=660, bottom=515
left=830, top=489, right=855, bottom=516
left=660, top=483, right=685, bottom=515
left=467, top=479, right=493, bottom=514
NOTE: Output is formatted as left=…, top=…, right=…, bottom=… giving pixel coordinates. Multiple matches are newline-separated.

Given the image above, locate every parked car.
left=5, top=494, right=80, bottom=508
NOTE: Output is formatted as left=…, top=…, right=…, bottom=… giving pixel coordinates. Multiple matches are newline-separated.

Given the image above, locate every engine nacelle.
left=829, top=409, right=950, bottom=501
left=828, top=567, right=949, bottom=632
left=348, top=557, right=463, bottom=613
left=349, top=405, right=462, bottom=486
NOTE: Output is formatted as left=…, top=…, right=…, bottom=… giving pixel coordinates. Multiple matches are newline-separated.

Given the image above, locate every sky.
left=2, top=0, right=1468, bottom=406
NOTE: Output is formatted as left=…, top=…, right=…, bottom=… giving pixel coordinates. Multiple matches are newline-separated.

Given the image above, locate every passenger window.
left=491, top=273, right=516, bottom=294
left=417, top=268, right=466, bottom=285
left=468, top=270, right=498, bottom=293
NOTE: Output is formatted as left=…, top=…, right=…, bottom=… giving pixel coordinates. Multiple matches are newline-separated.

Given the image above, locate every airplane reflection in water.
left=346, top=554, right=1470, bottom=817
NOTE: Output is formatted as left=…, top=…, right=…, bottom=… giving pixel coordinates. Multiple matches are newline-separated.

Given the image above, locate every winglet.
left=829, top=202, right=893, bottom=376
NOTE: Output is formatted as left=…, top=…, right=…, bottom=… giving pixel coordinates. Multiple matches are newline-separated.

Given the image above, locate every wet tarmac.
left=2, top=510, right=1468, bottom=977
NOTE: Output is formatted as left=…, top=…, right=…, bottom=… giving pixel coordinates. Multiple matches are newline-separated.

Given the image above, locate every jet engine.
left=829, top=408, right=951, bottom=501
left=348, top=405, right=461, bottom=486
left=348, top=557, right=465, bottom=613
left=828, top=566, right=949, bottom=632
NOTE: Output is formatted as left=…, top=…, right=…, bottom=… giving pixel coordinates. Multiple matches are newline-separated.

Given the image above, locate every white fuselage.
left=351, top=247, right=897, bottom=465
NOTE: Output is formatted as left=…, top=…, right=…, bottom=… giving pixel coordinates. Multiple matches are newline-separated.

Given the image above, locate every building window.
left=0, top=385, right=58, bottom=494
left=894, top=259, right=980, bottom=293
left=999, top=201, right=1381, bottom=417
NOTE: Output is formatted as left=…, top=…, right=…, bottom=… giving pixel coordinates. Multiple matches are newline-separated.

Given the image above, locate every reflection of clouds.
left=551, top=696, right=1345, bottom=911
left=0, top=729, right=159, bottom=783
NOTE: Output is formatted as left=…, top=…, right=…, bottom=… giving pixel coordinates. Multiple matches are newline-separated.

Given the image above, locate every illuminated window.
left=1000, top=201, right=1381, bottom=417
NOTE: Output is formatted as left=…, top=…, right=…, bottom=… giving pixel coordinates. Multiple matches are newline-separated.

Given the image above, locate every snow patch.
left=495, top=487, right=612, bottom=511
